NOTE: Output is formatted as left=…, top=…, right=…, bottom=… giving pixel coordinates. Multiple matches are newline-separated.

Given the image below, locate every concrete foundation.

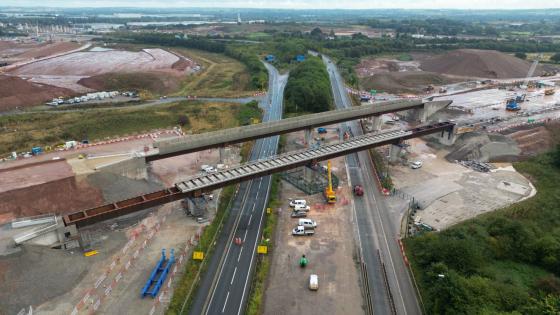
left=437, top=125, right=458, bottom=146
left=219, top=146, right=226, bottom=163
left=407, top=100, right=452, bottom=122
left=96, top=157, right=148, bottom=180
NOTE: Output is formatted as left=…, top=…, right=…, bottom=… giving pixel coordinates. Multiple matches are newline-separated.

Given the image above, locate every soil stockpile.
left=421, top=49, right=543, bottom=79
left=361, top=71, right=459, bottom=94
left=78, top=72, right=181, bottom=95
left=0, top=75, right=74, bottom=111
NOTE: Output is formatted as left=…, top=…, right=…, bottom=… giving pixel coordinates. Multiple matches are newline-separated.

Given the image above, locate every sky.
left=1, top=0, right=560, bottom=10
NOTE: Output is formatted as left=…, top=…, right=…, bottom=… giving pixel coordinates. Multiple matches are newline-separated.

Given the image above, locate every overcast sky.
left=1, top=0, right=560, bottom=9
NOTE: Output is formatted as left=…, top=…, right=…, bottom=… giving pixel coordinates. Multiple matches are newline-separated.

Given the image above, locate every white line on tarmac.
left=222, top=291, right=230, bottom=313
left=231, top=267, right=237, bottom=285
left=238, top=247, right=243, bottom=262
left=248, top=214, right=253, bottom=226
left=243, top=229, right=248, bottom=242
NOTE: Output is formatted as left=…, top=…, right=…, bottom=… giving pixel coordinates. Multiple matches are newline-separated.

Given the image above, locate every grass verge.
left=166, top=185, right=235, bottom=315
left=0, top=101, right=261, bottom=157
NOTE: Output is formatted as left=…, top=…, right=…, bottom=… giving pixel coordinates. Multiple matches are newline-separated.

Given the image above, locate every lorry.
left=292, top=225, right=315, bottom=236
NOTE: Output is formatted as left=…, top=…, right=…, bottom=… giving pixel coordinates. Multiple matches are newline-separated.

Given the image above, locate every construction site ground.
left=263, top=129, right=364, bottom=315
left=0, top=127, right=240, bottom=314
left=388, top=137, right=535, bottom=231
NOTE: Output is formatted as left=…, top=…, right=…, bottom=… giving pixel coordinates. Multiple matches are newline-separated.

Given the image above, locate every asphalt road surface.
left=189, top=63, right=287, bottom=315
left=323, top=55, right=422, bottom=315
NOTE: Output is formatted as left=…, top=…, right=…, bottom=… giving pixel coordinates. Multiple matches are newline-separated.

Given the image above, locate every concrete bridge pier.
left=437, top=125, right=458, bottom=146
left=304, top=128, right=312, bottom=148
left=219, top=146, right=226, bottom=163
left=371, top=115, right=383, bottom=132
left=389, top=143, right=404, bottom=163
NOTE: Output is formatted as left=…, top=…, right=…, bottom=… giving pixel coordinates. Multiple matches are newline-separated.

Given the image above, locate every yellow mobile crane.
left=324, top=160, right=337, bottom=204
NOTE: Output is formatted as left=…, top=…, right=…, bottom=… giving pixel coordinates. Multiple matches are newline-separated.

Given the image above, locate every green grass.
left=246, top=32, right=272, bottom=40
left=166, top=185, right=235, bottom=315
left=405, top=146, right=560, bottom=314
left=396, top=53, right=413, bottom=61
left=172, top=48, right=258, bottom=98
left=0, top=101, right=261, bottom=157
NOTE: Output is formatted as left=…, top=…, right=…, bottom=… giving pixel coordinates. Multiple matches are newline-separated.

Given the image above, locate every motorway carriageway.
left=188, top=63, right=287, bottom=315
left=324, top=55, right=422, bottom=315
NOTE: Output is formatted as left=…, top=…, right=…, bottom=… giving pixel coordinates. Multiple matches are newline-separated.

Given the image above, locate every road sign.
left=257, top=245, right=268, bottom=254
left=266, top=207, right=272, bottom=214
left=193, top=251, right=204, bottom=260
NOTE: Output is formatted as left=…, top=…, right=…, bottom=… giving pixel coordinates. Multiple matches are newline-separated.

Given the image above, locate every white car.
left=411, top=161, right=423, bottom=169
left=294, top=204, right=311, bottom=212
left=289, top=199, right=307, bottom=207
left=298, top=218, right=317, bottom=229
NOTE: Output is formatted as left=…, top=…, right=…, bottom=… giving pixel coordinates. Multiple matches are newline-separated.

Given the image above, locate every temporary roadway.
left=324, top=54, right=423, bottom=315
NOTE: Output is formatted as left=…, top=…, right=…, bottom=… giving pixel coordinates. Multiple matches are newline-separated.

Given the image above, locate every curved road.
left=188, top=63, right=287, bottom=315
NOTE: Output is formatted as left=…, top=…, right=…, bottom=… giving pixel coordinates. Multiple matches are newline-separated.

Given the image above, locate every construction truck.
left=506, top=99, right=520, bottom=111
left=324, top=160, right=336, bottom=204
left=515, top=94, right=526, bottom=103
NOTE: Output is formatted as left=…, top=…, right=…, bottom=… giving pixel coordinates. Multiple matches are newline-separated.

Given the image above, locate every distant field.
left=172, top=48, right=257, bottom=98
left=0, top=101, right=260, bottom=156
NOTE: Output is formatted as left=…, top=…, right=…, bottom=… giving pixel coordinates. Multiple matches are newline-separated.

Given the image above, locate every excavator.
left=324, top=160, right=337, bottom=204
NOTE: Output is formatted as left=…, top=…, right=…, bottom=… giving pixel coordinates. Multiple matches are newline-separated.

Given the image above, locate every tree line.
left=405, top=147, right=560, bottom=314
left=283, top=56, right=333, bottom=114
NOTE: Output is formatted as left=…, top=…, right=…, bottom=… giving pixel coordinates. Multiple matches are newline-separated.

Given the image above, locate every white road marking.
left=238, top=246, right=243, bottom=262
left=231, top=267, right=237, bottom=285
left=243, top=229, right=248, bottom=242
left=248, top=214, right=253, bottom=226
left=251, top=204, right=256, bottom=213
left=222, top=291, right=230, bottom=313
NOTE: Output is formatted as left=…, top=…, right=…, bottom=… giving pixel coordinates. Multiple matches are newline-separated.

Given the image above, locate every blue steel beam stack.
left=141, top=248, right=175, bottom=298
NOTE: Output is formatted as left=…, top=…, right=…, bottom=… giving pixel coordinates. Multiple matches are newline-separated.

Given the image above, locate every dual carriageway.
left=61, top=61, right=453, bottom=314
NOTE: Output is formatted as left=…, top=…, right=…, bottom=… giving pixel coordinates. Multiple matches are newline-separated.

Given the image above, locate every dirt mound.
left=16, top=41, right=80, bottom=60
left=509, top=125, right=555, bottom=157
left=78, top=72, right=181, bottom=95
left=421, top=49, right=543, bottom=79
left=445, top=132, right=521, bottom=162
left=0, top=75, right=74, bottom=111
left=0, top=176, right=104, bottom=220
left=14, top=48, right=180, bottom=76
left=360, top=71, right=459, bottom=94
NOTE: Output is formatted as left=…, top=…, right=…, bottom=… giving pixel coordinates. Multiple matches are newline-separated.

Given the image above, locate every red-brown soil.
left=421, top=49, right=545, bottom=79
left=0, top=176, right=104, bottom=221
left=0, top=75, right=74, bottom=111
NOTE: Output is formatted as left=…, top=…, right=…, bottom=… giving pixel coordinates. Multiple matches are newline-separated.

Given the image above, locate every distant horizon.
left=1, top=0, right=559, bottom=10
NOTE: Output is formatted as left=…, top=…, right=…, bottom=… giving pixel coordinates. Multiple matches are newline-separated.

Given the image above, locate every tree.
left=515, top=52, right=527, bottom=59
left=177, top=115, right=190, bottom=127
left=551, top=53, right=560, bottom=63
left=554, top=145, right=560, bottom=168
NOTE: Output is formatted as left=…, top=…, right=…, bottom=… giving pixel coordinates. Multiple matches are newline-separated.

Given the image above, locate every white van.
left=294, top=204, right=310, bottom=212
left=309, top=274, right=319, bottom=290
left=298, top=218, right=317, bottom=229
left=289, top=199, right=307, bottom=207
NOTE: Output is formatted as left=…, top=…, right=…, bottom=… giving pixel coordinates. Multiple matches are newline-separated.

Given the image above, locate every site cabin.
left=298, top=218, right=317, bottom=229
left=309, top=274, right=319, bottom=290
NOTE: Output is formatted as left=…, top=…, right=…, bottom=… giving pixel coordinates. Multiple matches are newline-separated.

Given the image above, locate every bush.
left=515, top=52, right=527, bottom=59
